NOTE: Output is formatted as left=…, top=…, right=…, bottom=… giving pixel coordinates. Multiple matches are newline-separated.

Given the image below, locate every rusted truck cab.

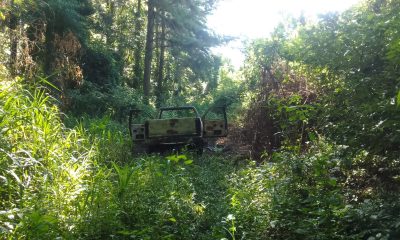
left=129, top=106, right=227, bottom=153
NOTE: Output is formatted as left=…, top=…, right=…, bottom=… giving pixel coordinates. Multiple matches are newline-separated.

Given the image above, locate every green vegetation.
left=1, top=0, right=400, bottom=239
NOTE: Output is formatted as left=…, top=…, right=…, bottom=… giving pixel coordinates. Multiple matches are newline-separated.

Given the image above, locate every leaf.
left=37, top=76, right=60, bottom=92
left=166, top=155, right=179, bottom=163
left=14, top=0, right=24, bottom=5
left=7, top=170, right=22, bottom=185
left=270, top=220, right=278, bottom=228
left=168, top=217, right=176, bottom=222
left=308, top=132, right=316, bottom=141
left=177, top=154, right=187, bottom=160
left=328, top=178, right=337, bottom=186
left=397, top=91, right=400, bottom=107
left=184, top=160, right=193, bottom=165
left=0, top=175, right=7, bottom=183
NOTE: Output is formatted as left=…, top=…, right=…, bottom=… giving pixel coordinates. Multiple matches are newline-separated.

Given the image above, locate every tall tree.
left=105, top=0, right=115, bottom=46
left=156, top=13, right=166, bottom=107
left=8, top=0, right=18, bottom=76
left=152, top=0, right=221, bottom=103
left=133, top=0, right=143, bottom=88
left=143, top=0, right=155, bottom=103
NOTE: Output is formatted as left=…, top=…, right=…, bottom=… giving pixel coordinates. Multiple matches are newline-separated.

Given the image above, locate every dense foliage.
left=0, top=0, right=223, bottom=111
left=0, top=80, right=230, bottom=239
left=1, top=0, right=400, bottom=239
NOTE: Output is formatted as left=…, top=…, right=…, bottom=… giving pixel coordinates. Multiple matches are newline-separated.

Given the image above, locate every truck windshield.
left=159, top=108, right=197, bottom=119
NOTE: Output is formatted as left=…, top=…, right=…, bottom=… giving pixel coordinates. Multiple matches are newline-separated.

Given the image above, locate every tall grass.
left=0, top=79, right=118, bottom=238
left=0, top=79, right=236, bottom=239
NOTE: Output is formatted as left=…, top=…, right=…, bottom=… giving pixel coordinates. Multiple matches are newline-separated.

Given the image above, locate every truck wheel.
left=196, top=146, right=203, bottom=155
left=193, top=138, right=205, bottom=155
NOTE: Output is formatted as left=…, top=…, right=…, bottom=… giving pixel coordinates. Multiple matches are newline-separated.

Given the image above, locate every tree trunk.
left=156, top=15, right=165, bottom=108
left=9, top=0, right=18, bottom=77
left=44, top=23, right=54, bottom=78
left=133, top=0, right=142, bottom=88
left=105, top=0, right=115, bottom=46
left=143, top=0, right=156, bottom=104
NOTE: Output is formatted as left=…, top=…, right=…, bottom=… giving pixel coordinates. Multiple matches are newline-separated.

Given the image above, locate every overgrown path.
left=113, top=153, right=238, bottom=239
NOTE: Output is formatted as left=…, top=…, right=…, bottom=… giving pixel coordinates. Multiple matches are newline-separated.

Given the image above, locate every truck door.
left=129, top=110, right=146, bottom=141
left=202, top=106, right=228, bottom=138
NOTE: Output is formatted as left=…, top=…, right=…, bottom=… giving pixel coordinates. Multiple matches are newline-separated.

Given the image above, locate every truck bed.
left=145, top=117, right=202, bottom=138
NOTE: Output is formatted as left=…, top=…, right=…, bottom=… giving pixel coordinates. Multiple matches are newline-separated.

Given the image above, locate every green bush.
left=226, top=142, right=400, bottom=240
left=81, top=46, right=121, bottom=86
left=67, top=81, right=152, bottom=120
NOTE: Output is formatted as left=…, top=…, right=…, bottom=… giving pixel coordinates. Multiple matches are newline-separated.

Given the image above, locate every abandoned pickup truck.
left=129, top=106, right=228, bottom=153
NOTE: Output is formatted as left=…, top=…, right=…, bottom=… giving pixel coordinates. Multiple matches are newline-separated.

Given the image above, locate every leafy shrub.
left=81, top=45, right=121, bottom=86
left=226, top=142, right=348, bottom=239
left=263, top=144, right=346, bottom=240
left=226, top=141, right=400, bottom=240
left=343, top=196, right=400, bottom=240
left=67, top=81, right=152, bottom=120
